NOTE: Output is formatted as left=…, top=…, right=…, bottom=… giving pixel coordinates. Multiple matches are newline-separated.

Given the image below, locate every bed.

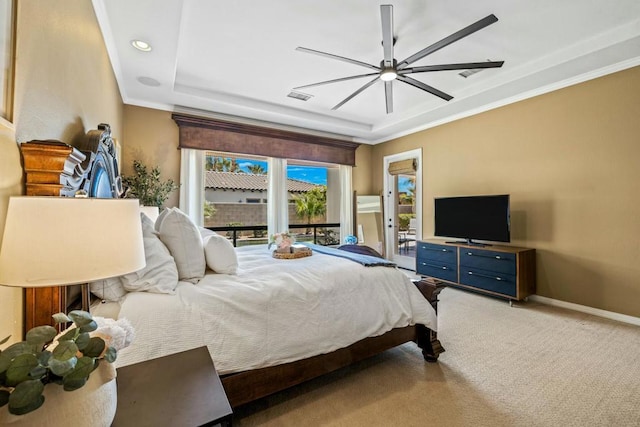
left=20, top=125, right=445, bottom=409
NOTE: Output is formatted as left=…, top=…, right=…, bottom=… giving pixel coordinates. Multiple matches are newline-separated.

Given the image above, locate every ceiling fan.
left=294, top=5, right=504, bottom=114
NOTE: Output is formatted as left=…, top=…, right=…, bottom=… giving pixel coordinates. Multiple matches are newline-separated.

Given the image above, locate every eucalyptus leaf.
left=75, top=332, right=91, bottom=350
left=0, top=389, right=9, bottom=407
left=52, top=312, right=71, bottom=324
left=6, top=354, right=39, bottom=387
left=37, top=350, right=52, bottom=366
left=0, top=342, right=34, bottom=374
left=78, top=320, right=98, bottom=333
left=48, top=356, right=77, bottom=377
left=104, top=346, right=117, bottom=363
left=63, top=357, right=94, bottom=391
left=0, top=335, right=10, bottom=346
left=58, top=327, right=78, bottom=342
left=67, top=310, right=93, bottom=328
left=62, top=377, right=87, bottom=391
left=29, top=365, right=47, bottom=380
left=52, top=341, right=78, bottom=361
left=82, top=337, right=106, bottom=358
left=26, top=326, right=57, bottom=346
left=8, top=380, right=44, bottom=415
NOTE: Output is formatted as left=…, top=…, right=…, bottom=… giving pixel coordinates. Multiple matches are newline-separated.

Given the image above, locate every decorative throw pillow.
left=199, top=226, right=217, bottom=240
left=154, top=207, right=171, bottom=232
left=203, top=233, right=239, bottom=275
left=90, top=276, right=127, bottom=302
left=120, top=214, right=179, bottom=293
left=157, top=208, right=206, bottom=283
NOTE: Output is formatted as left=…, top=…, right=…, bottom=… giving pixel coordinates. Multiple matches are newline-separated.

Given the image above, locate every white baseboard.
left=529, top=295, right=640, bottom=327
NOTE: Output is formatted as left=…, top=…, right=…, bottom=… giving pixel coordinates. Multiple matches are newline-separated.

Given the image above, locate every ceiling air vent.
left=458, top=68, right=484, bottom=78
left=459, top=60, right=494, bottom=78
left=287, top=91, right=313, bottom=101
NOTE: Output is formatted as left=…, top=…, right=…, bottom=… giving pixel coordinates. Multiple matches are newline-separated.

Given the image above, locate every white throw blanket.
left=116, top=245, right=437, bottom=374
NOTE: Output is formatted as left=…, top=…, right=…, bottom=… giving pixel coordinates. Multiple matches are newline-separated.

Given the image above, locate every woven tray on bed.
left=272, top=250, right=312, bottom=259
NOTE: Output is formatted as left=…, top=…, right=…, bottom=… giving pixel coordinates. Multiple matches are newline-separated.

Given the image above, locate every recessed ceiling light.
left=131, top=40, right=152, bottom=52
left=137, top=76, right=160, bottom=87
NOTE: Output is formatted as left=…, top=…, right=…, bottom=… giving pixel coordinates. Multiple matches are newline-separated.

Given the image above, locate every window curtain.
left=179, top=148, right=205, bottom=226
left=267, top=157, right=288, bottom=237
left=339, top=165, right=353, bottom=243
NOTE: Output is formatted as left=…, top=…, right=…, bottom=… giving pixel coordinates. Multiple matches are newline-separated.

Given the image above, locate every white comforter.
left=116, top=245, right=437, bottom=374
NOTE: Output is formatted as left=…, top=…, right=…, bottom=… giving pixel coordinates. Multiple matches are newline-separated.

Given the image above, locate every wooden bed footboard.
left=221, top=278, right=446, bottom=408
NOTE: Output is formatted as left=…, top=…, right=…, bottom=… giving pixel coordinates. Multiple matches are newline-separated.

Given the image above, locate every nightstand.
left=113, top=346, right=233, bottom=427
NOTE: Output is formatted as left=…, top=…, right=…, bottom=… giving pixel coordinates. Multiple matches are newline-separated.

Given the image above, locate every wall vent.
left=287, top=91, right=313, bottom=101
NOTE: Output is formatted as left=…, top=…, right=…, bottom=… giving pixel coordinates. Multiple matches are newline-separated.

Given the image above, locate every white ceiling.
left=92, top=0, right=640, bottom=144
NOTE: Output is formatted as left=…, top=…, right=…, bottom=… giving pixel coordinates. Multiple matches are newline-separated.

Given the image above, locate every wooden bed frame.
left=19, top=124, right=446, bottom=408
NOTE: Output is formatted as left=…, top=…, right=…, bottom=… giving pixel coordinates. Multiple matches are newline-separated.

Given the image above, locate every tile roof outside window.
left=205, top=171, right=319, bottom=193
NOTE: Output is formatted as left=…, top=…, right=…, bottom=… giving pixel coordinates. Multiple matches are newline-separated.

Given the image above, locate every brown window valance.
left=172, top=113, right=360, bottom=166
left=388, top=159, right=416, bottom=175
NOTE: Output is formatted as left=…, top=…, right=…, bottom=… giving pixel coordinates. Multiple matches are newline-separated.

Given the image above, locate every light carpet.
left=233, top=287, right=640, bottom=426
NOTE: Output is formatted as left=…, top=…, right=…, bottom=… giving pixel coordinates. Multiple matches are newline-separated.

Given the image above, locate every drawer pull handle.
left=421, top=262, right=449, bottom=270
left=467, top=252, right=505, bottom=261
left=468, top=271, right=504, bottom=281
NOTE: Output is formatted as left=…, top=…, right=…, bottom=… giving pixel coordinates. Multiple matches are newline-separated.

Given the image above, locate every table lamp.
left=0, top=197, right=146, bottom=314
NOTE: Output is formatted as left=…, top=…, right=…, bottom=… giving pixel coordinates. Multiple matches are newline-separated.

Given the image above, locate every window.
left=287, top=160, right=340, bottom=245
left=203, top=152, right=269, bottom=245
left=199, top=152, right=346, bottom=246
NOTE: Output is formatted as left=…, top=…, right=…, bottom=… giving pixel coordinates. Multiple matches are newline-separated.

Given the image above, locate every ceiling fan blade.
left=399, top=61, right=504, bottom=74
left=385, top=81, right=393, bottom=114
left=397, top=75, right=453, bottom=101
left=380, top=5, right=394, bottom=68
left=296, top=47, right=380, bottom=71
left=332, top=77, right=380, bottom=110
left=397, top=14, right=499, bottom=70
left=294, top=73, right=380, bottom=90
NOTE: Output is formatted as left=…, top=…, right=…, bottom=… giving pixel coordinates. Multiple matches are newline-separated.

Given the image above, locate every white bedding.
left=116, top=245, right=437, bottom=374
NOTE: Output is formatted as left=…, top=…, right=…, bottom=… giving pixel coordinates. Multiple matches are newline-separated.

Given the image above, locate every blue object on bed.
left=302, top=243, right=396, bottom=267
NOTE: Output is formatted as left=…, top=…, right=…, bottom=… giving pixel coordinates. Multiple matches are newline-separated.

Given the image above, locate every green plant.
left=122, top=160, right=179, bottom=208
left=293, top=187, right=327, bottom=232
left=0, top=311, right=116, bottom=415
left=204, top=201, right=216, bottom=218
left=398, top=214, right=414, bottom=231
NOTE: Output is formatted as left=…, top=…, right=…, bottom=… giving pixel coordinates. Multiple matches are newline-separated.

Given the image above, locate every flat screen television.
left=434, top=194, right=510, bottom=245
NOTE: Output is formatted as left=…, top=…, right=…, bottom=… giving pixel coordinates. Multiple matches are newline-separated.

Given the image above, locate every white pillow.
left=121, top=214, right=179, bottom=293
left=203, top=233, right=239, bottom=275
left=154, top=207, right=172, bottom=233
left=199, top=226, right=217, bottom=240
left=157, top=208, right=206, bottom=283
left=90, top=276, right=127, bottom=302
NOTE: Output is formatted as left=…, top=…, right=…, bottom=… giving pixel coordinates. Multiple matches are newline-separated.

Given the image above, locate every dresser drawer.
left=459, top=248, right=516, bottom=276
left=416, top=242, right=457, bottom=264
left=459, top=266, right=516, bottom=297
left=416, top=259, right=458, bottom=283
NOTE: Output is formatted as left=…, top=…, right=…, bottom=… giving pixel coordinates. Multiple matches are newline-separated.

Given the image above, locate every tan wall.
left=353, top=144, right=373, bottom=195
left=372, top=66, right=640, bottom=318
left=122, top=105, right=180, bottom=208
left=0, top=0, right=123, bottom=341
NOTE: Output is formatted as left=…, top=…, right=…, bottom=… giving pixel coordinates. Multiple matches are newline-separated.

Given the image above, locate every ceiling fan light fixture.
left=380, top=68, right=397, bottom=81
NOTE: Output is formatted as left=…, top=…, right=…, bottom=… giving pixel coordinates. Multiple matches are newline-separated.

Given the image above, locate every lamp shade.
left=0, top=197, right=145, bottom=287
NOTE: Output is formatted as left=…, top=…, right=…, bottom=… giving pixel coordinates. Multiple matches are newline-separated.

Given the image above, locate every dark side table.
left=113, top=346, right=233, bottom=427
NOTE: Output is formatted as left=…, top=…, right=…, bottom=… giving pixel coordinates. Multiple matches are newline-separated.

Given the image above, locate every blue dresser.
left=416, top=240, right=536, bottom=301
